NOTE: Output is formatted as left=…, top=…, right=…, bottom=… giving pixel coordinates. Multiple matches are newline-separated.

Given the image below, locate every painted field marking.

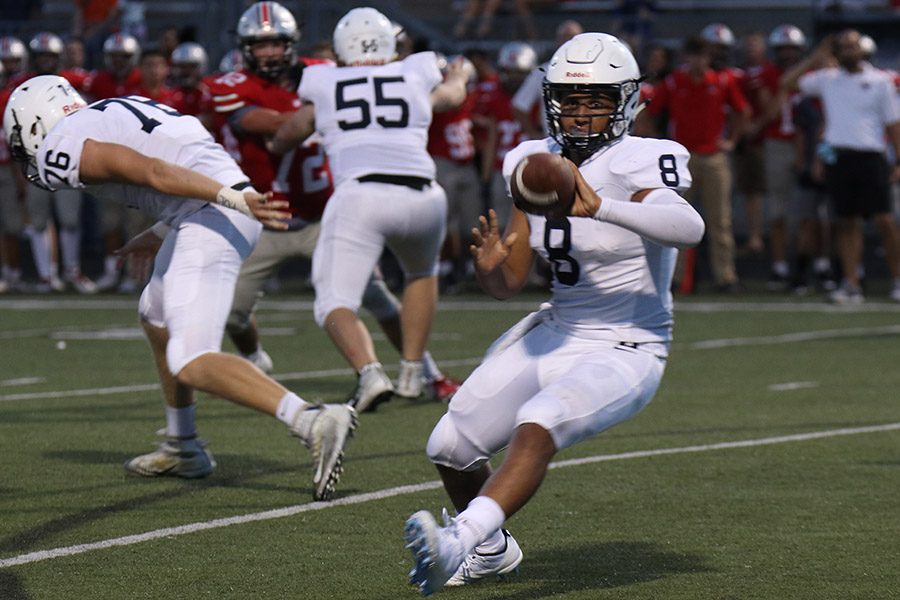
left=2, top=421, right=898, bottom=569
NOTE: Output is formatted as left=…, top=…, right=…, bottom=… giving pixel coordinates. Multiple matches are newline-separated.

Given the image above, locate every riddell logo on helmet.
left=62, top=102, right=85, bottom=114
left=566, top=72, right=589, bottom=78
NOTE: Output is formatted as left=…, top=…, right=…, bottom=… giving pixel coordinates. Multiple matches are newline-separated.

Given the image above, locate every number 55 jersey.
left=502, top=135, right=693, bottom=347
left=35, top=95, right=249, bottom=226
left=298, top=52, right=443, bottom=186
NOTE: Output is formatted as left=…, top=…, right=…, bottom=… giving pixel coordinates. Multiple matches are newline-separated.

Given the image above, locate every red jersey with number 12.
left=206, top=61, right=332, bottom=223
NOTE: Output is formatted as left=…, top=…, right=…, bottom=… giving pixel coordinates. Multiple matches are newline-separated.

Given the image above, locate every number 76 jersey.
left=36, top=95, right=247, bottom=225
left=503, top=135, right=692, bottom=344
left=298, top=51, right=443, bottom=187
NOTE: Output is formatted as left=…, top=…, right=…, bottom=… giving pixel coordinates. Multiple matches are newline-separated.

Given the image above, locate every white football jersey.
left=298, top=52, right=442, bottom=186
left=36, top=96, right=248, bottom=225
left=502, top=135, right=693, bottom=344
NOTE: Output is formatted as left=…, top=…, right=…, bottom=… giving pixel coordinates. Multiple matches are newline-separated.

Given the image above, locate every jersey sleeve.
left=36, top=130, right=86, bottom=190
left=609, top=138, right=692, bottom=195
left=405, top=52, right=443, bottom=91
left=297, top=64, right=327, bottom=104
left=207, top=71, right=255, bottom=116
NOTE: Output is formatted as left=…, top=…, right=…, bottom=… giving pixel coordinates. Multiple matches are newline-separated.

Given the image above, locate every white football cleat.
left=124, top=436, right=216, bottom=479
left=405, top=509, right=466, bottom=596
left=395, top=359, right=425, bottom=399
left=291, top=403, right=358, bottom=501
left=64, top=270, right=99, bottom=294
left=445, top=529, right=522, bottom=586
left=349, top=362, right=394, bottom=413
left=243, top=348, right=274, bottom=373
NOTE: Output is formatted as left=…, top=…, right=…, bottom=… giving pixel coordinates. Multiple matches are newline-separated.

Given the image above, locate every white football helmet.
left=3, top=75, right=87, bottom=189
left=171, top=42, right=208, bottom=86
left=543, top=33, right=641, bottom=155
left=237, top=1, right=299, bottom=80
left=497, top=42, right=538, bottom=72
left=768, top=24, right=806, bottom=48
left=218, top=48, right=244, bottom=74
left=0, top=36, right=27, bottom=72
left=333, top=7, right=396, bottom=66
left=701, top=23, right=736, bottom=47
left=103, top=33, right=140, bottom=73
left=29, top=32, right=64, bottom=56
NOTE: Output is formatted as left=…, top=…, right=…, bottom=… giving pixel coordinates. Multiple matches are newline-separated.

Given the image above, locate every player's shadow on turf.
left=0, top=450, right=339, bottom=553
left=501, top=540, right=708, bottom=599
left=0, top=572, right=29, bottom=600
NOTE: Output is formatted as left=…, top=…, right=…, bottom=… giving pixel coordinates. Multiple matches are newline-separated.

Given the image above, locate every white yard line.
left=2, top=421, right=898, bottom=569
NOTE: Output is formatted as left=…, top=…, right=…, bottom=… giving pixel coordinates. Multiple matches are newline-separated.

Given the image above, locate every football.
left=509, top=152, right=576, bottom=217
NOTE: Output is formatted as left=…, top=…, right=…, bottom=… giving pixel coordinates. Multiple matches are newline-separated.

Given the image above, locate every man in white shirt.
left=782, top=29, right=900, bottom=303
left=269, top=7, right=468, bottom=409
left=3, top=75, right=357, bottom=501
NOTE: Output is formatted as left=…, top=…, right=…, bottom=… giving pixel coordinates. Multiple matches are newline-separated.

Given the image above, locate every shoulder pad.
left=608, top=137, right=692, bottom=194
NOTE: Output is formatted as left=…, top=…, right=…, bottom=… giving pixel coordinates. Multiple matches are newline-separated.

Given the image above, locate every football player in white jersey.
left=403, top=33, right=705, bottom=596
left=3, top=75, right=357, bottom=501
left=269, top=7, right=469, bottom=408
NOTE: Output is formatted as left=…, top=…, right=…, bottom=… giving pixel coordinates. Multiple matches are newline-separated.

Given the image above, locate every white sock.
left=59, top=228, right=81, bottom=274
left=473, top=528, right=507, bottom=554
left=104, top=255, right=119, bottom=276
left=454, top=496, right=506, bottom=555
left=813, top=257, right=830, bottom=273
left=28, top=228, right=53, bottom=280
left=275, top=392, right=309, bottom=426
left=422, top=351, right=441, bottom=382
left=165, top=404, right=197, bottom=438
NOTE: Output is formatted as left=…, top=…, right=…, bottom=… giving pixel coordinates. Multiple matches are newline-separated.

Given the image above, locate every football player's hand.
left=245, top=191, right=292, bottom=230
left=114, top=228, right=163, bottom=282
left=567, top=161, right=600, bottom=218
left=470, top=209, right=518, bottom=274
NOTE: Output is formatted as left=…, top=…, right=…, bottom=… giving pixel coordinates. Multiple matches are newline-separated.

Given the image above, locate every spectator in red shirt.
left=648, top=35, right=750, bottom=292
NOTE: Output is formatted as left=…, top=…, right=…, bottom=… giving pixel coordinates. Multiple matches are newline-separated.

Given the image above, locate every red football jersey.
left=83, top=68, right=142, bottom=100
left=428, top=93, right=476, bottom=163
left=206, top=65, right=332, bottom=223
left=169, top=83, right=212, bottom=117
left=0, top=88, right=11, bottom=164
left=471, top=80, right=522, bottom=171
left=127, top=83, right=178, bottom=106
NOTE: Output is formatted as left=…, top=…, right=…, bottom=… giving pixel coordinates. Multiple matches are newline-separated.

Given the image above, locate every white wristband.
left=150, top=222, right=171, bottom=239
left=215, top=186, right=253, bottom=218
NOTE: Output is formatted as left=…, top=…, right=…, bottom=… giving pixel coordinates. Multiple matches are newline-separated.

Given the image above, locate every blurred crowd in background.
left=0, top=0, right=898, bottom=302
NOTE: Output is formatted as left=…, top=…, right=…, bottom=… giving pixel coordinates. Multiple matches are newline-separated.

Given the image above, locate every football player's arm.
left=471, top=208, right=534, bottom=300
left=234, top=106, right=293, bottom=136
left=568, top=165, right=704, bottom=249
left=78, top=140, right=291, bottom=228
left=268, top=103, right=315, bottom=155
left=431, top=59, right=469, bottom=112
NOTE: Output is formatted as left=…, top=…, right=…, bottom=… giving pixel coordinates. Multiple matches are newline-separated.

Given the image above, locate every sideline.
left=2, top=421, right=898, bottom=569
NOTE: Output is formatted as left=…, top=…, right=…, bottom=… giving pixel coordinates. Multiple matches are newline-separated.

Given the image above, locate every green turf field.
left=1, top=291, right=899, bottom=599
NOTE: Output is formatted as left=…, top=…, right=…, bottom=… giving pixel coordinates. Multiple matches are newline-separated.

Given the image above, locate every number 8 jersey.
left=298, top=52, right=442, bottom=186
left=36, top=95, right=248, bottom=225
left=503, top=135, right=692, bottom=346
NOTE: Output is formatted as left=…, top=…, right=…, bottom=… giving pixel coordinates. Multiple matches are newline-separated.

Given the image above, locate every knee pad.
left=426, top=414, right=489, bottom=472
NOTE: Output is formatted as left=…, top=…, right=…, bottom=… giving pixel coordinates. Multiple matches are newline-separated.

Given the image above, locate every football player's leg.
left=387, top=185, right=447, bottom=398
left=312, top=186, right=386, bottom=371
